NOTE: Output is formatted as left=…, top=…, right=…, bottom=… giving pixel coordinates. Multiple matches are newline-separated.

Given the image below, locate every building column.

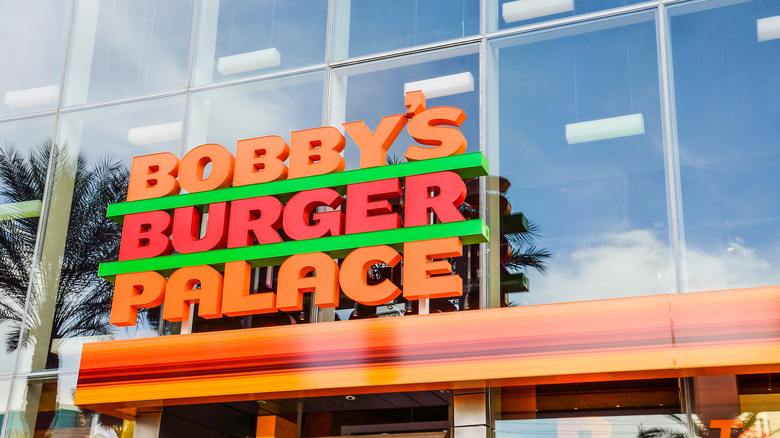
left=133, top=411, right=162, bottom=438
left=453, top=388, right=497, bottom=438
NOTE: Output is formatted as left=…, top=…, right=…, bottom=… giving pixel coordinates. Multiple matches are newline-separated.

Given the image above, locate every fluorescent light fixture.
left=757, top=15, right=780, bottom=42
left=403, top=72, right=474, bottom=99
left=3, top=85, right=59, bottom=109
left=217, top=48, right=281, bottom=75
left=0, top=200, right=42, bottom=221
left=127, top=122, right=182, bottom=146
left=502, top=0, right=574, bottom=24
left=565, top=113, right=645, bottom=144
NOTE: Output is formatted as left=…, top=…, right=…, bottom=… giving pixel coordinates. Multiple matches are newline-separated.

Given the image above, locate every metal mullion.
left=1, top=0, right=79, bottom=434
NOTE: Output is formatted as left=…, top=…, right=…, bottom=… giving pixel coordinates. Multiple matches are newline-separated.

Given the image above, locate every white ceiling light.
left=565, top=113, right=645, bottom=144
left=757, top=15, right=780, bottom=42
left=217, top=48, right=281, bottom=75
left=127, top=122, right=182, bottom=146
left=502, top=0, right=574, bottom=24
left=4, top=85, right=59, bottom=109
left=403, top=72, right=474, bottom=99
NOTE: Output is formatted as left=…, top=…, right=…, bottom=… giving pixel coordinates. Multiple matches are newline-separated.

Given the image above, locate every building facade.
left=1, top=0, right=780, bottom=436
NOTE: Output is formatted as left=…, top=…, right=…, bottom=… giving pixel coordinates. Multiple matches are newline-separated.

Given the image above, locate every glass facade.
left=0, top=0, right=778, bottom=436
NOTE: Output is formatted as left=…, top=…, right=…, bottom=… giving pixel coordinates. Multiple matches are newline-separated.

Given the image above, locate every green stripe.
left=0, top=200, right=42, bottom=221
left=98, top=219, right=488, bottom=282
left=107, top=152, right=488, bottom=221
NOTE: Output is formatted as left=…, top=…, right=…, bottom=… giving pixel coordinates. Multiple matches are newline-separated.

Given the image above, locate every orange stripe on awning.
left=75, top=286, right=780, bottom=417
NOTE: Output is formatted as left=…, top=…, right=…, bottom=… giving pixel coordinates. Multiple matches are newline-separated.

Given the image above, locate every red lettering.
left=227, top=196, right=284, bottom=248
left=404, top=171, right=466, bottom=227
left=171, top=202, right=229, bottom=254
left=283, top=188, right=345, bottom=240
left=118, top=210, right=173, bottom=261
left=345, top=178, right=401, bottom=234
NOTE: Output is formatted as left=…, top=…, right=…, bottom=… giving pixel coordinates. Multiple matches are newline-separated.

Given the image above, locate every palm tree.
left=0, top=141, right=131, bottom=360
left=0, top=140, right=138, bottom=435
left=0, top=142, right=48, bottom=350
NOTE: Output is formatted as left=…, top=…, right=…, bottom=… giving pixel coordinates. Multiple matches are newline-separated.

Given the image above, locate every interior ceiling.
left=254, top=390, right=451, bottom=415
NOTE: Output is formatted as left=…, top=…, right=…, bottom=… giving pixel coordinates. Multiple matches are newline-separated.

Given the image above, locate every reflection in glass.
left=502, top=0, right=574, bottom=24
left=193, top=0, right=328, bottom=85
left=332, top=0, right=479, bottom=61
left=186, top=72, right=325, bottom=153
left=497, top=379, right=687, bottom=438
left=156, top=389, right=449, bottom=436
left=326, top=175, right=484, bottom=321
left=16, top=97, right=185, bottom=373
left=404, top=71, right=475, bottom=99
left=330, top=46, right=479, bottom=171
left=757, top=15, right=780, bottom=42
left=565, top=113, right=645, bottom=144
left=669, top=0, right=780, bottom=293
left=185, top=75, right=325, bottom=331
left=0, top=117, right=57, bottom=375
left=491, top=0, right=649, bottom=32
left=63, top=0, right=193, bottom=106
left=691, top=374, right=780, bottom=438
left=488, top=12, right=672, bottom=305
left=5, top=374, right=132, bottom=437
left=326, top=48, right=480, bottom=318
left=0, top=1, right=70, bottom=118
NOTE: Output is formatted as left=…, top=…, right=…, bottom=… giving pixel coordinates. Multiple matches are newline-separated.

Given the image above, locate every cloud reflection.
left=522, top=229, right=780, bottom=305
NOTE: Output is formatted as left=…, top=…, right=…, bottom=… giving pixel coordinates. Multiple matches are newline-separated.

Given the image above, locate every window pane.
left=193, top=0, right=328, bottom=86
left=17, top=96, right=186, bottom=373
left=331, top=46, right=479, bottom=170
left=332, top=0, right=480, bottom=61
left=669, top=0, right=780, bottom=293
left=184, top=73, right=325, bottom=332
left=690, top=374, right=780, bottom=438
left=496, top=379, right=687, bottom=438
left=491, top=0, right=651, bottom=33
left=0, top=378, right=11, bottom=427
left=328, top=47, right=481, bottom=318
left=487, top=12, right=672, bottom=306
left=63, top=0, right=194, bottom=106
left=186, top=72, right=325, bottom=153
left=0, top=1, right=70, bottom=118
left=0, top=116, right=57, bottom=375
left=4, top=375, right=132, bottom=437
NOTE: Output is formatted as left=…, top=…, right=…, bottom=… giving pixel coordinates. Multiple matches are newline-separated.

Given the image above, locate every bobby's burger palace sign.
left=99, top=90, right=489, bottom=326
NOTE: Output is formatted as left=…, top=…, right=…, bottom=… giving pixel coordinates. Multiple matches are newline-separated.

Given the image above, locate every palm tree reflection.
left=0, top=141, right=137, bottom=435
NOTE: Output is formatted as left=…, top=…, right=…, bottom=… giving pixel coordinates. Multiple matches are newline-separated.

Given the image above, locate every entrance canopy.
left=75, top=286, right=780, bottom=419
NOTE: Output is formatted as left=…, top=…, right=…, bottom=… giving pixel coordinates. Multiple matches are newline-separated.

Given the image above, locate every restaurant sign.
left=98, top=91, right=489, bottom=326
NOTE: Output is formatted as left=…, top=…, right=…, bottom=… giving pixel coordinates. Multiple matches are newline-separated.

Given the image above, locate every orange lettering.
left=403, top=237, right=463, bottom=300
left=234, top=136, right=290, bottom=186
left=288, top=127, right=346, bottom=179
left=178, top=143, right=235, bottom=193
left=163, top=265, right=224, bottom=322
left=340, top=246, right=402, bottom=306
left=276, top=253, right=339, bottom=311
left=711, top=419, right=743, bottom=438
left=404, top=90, right=426, bottom=118
left=343, top=115, right=407, bottom=169
left=110, top=271, right=167, bottom=326
left=404, top=106, right=467, bottom=161
left=126, top=153, right=181, bottom=201
left=222, top=261, right=276, bottom=317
